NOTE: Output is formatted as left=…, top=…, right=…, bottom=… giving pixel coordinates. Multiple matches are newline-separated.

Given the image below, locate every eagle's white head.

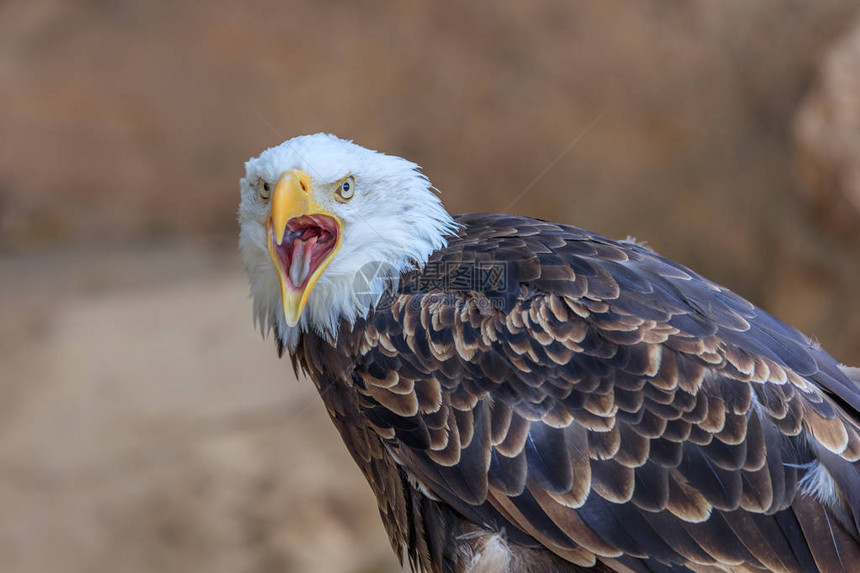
left=238, top=133, right=457, bottom=349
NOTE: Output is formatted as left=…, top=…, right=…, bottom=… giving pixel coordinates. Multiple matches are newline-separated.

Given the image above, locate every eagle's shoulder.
left=410, top=212, right=860, bottom=415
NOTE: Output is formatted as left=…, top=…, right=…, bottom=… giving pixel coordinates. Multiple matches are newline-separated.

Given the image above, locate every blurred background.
left=2, top=1, right=860, bottom=572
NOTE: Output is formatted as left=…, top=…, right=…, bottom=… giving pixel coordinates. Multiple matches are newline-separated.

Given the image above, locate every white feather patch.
left=463, top=533, right=512, bottom=573
left=238, top=133, right=458, bottom=350
left=797, top=461, right=840, bottom=509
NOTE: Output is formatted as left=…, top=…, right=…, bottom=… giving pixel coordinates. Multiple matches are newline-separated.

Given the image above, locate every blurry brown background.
left=2, top=2, right=860, bottom=572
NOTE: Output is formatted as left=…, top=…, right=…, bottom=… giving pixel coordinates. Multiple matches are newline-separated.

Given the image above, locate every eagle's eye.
left=256, top=179, right=272, bottom=200
left=335, top=176, right=355, bottom=201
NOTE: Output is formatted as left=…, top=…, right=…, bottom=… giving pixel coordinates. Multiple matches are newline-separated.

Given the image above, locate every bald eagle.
left=238, top=133, right=860, bottom=572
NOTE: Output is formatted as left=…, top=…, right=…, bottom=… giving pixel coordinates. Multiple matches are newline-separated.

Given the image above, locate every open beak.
left=267, top=169, right=342, bottom=327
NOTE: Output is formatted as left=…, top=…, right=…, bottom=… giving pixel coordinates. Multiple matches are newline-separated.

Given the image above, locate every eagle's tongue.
left=288, top=236, right=319, bottom=288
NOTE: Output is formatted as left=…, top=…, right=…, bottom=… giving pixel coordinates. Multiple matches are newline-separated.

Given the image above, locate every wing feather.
left=344, top=214, right=860, bottom=571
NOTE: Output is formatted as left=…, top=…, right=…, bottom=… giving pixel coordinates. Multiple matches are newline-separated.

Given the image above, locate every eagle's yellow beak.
left=267, top=169, right=342, bottom=327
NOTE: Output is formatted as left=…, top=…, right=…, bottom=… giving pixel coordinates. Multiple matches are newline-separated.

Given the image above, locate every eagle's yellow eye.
left=257, top=179, right=272, bottom=200
left=335, top=176, right=355, bottom=201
